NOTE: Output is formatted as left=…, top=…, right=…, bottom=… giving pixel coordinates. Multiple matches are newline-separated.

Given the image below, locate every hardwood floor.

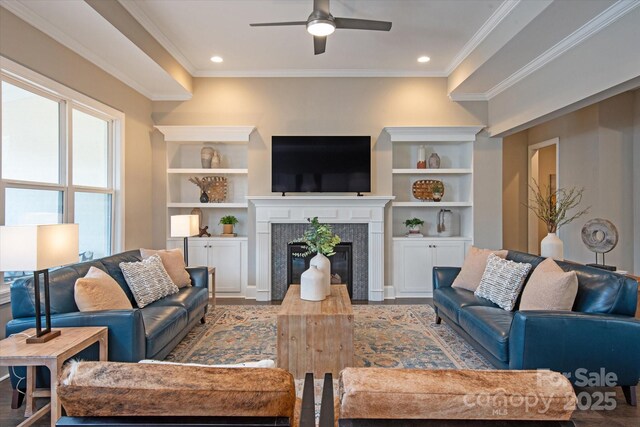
left=1, top=298, right=637, bottom=426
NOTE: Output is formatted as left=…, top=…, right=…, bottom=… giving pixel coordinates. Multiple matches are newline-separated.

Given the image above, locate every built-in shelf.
left=155, top=126, right=255, bottom=142
left=392, top=168, right=472, bottom=175
left=392, top=202, right=472, bottom=208
left=167, top=236, right=248, bottom=241
left=167, top=168, right=248, bottom=174
left=167, top=202, right=249, bottom=209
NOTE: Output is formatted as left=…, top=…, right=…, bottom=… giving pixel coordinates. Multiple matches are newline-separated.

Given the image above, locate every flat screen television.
left=272, top=136, right=371, bottom=194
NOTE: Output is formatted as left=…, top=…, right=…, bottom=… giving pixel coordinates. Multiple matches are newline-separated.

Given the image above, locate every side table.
left=209, top=266, right=216, bottom=308
left=0, top=326, right=108, bottom=427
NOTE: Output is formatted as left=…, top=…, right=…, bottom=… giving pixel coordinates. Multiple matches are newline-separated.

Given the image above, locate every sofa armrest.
left=186, top=266, right=209, bottom=289
left=6, top=309, right=146, bottom=362
left=509, top=311, right=640, bottom=386
left=433, top=267, right=460, bottom=289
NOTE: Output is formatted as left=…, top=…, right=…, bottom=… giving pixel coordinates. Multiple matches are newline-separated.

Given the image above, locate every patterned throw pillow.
left=120, top=254, right=179, bottom=308
left=475, top=254, right=532, bottom=311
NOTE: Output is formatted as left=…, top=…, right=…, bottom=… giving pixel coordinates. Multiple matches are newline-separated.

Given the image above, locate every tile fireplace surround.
left=248, top=196, right=394, bottom=301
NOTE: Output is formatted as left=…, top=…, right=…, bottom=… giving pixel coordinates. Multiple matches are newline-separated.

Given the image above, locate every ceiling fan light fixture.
left=307, top=19, right=335, bottom=36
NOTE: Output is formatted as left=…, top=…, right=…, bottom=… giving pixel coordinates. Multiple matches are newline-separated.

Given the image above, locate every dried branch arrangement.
left=526, top=180, right=590, bottom=233
left=189, top=176, right=227, bottom=203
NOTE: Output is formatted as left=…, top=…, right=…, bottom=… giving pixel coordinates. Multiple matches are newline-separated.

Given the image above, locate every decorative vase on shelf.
left=428, top=152, right=441, bottom=169
left=300, top=265, right=325, bottom=301
left=310, top=252, right=331, bottom=296
left=199, top=191, right=209, bottom=203
left=211, top=150, right=221, bottom=168
left=417, top=145, right=427, bottom=169
left=541, top=233, right=564, bottom=260
left=201, top=147, right=215, bottom=168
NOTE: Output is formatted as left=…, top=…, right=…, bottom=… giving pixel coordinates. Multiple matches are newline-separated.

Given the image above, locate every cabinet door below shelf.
left=208, top=241, right=243, bottom=293
left=187, top=240, right=210, bottom=268
left=431, top=240, right=466, bottom=267
left=394, top=241, right=432, bottom=295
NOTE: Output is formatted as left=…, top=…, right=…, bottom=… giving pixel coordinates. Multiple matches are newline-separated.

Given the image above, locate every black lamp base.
left=26, top=329, right=61, bottom=344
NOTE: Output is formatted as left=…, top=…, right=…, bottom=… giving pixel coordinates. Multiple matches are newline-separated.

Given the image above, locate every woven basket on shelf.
left=204, top=176, right=227, bottom=203
left=412, top=179, right=445, bottom=201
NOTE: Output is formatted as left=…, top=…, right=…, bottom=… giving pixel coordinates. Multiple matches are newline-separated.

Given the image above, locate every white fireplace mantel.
left=247, top=196, right=394, bottom=301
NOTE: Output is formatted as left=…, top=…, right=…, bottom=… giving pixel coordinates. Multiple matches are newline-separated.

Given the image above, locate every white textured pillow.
left=519, top=258, right=578, bottom=311
left=120, top=254, right=179, bottom=308
left=452, top=246, right=508, bottom=292
left=475, top=254, right=532, bottom=311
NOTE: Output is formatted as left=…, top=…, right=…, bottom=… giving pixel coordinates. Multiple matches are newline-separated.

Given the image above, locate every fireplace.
left=287, top=242, right=353, bottom=298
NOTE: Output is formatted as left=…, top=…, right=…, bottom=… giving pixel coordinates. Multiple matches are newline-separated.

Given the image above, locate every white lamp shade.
left=0, top=224, right=79, bottom=271
left=170, top=215, right=199, bottom=238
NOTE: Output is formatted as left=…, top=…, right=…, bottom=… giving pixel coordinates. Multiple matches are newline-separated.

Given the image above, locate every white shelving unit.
left=385, top=126, right=482, bottom=297
left=156, top=125, right=255, bottom=298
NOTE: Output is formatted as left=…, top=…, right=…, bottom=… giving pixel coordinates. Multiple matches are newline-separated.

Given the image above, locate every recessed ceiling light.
left=417, top=56, right=431, bottom=63
left=210, top=56, right=224, bottom=63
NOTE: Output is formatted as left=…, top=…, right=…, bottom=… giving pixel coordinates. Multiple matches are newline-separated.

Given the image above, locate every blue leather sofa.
left=433, top=250, right=640, bottom=405
left=6, top=250, right=209, bottom=403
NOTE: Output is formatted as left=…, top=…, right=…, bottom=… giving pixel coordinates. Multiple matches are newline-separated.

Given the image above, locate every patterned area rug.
left=166, top=304, right=490, bottom=370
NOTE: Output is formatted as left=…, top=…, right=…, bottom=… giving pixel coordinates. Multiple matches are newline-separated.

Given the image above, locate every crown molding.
left=192, top=69, right=449, bottom=78
left=384, top=126, right=484, bottom=141
left=485, top=0, right=640, bottom=100
left=1, top=0, right=158, bottom=100
left=448, top=92, right=489, bottom=102
left=118, top=0, right=197, bottom=75
left=444, top=0, right=521, bottom=75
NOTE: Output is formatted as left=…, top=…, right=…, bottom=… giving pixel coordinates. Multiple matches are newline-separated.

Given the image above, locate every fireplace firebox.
left=287, top=242, right=353, bottom=298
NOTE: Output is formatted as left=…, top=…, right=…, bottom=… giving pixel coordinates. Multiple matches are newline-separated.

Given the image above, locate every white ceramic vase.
left=300, top=265, right=325, bottom=301
left=541, top=232, right=564, bottom=260
left=310, top=252, right=331, bottom=296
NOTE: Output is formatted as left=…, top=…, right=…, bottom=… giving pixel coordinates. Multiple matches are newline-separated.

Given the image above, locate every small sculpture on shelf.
left=201, top=147, right=215, bottom=168
left=198, top=226, right=212, bottom=237
left=189, top=176, right=228, bottom=203
left=428, top=152, right=441, bottom=168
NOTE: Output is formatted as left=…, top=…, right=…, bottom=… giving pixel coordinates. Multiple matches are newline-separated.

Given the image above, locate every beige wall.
left=503, top=92, right=637, bottom=273
left=635, top=90, right=640, bottom=274
left=502, top=131, right=528, bottom=252
left=536, top=144, right=556, bottom=248
left=0, top=8, right=154, bottom=251
left=151, top=77, right=501, bottom=286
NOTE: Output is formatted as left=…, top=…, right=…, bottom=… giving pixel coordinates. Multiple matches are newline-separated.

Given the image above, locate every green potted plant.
left=525, top=180, right=589, bottom=260
left=291, top=217, right=341, bottom=297
left=404, top=218, right=424, bottom=235
left=219, top=215, right=239, bottom=235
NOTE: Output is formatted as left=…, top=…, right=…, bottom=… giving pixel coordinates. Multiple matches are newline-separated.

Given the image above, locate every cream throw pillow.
left=451, top=246, right=508, bottom=292
left=140, top=248, right=191, bottom=288
left=519, top=258, right=578, bottom=311
left=75, top=267, right=133, bottom=312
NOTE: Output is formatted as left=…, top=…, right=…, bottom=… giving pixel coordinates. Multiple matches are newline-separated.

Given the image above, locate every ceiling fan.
left=250, top=0, right=392, bottom=55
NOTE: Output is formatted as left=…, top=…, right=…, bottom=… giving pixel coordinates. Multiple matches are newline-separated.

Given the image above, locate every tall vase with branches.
left=526, top=180, right=590, bottom=260
left=292, top=217, right=341, bottom=297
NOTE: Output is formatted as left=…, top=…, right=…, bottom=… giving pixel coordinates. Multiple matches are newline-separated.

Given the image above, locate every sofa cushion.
left=338, top=368, right=576, bottom=420
left=433, top=287, right=497, bottom=323
left=475, top=254, right=532, bottom=311
left=74, top=267, right=133, bottom=312
left=141, top=248, right=191, bottom=288
left=147, top=287, right=209, bottom=322
left=520, top=258, right=578, bottom=311
left=58, top=361, right=296, bottom=419
left=458, top=306, right=514, bottom=362
left=141, top=306, right=188, bottom=358
left=452, top=246, right=508, bottom=292
left=120, top=255, right=179, bottom=308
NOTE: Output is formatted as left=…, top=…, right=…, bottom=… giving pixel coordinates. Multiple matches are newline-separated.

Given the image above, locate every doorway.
left=527, top=138, right=559, bottom=255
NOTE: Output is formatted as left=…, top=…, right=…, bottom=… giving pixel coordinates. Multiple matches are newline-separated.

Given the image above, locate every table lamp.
left=0, top=224, right=79, bottom=343
left=170, top=215, right=199, bottom=265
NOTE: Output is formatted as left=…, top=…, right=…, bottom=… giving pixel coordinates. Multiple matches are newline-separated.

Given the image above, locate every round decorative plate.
left=581, top=218, right=618, bottom=253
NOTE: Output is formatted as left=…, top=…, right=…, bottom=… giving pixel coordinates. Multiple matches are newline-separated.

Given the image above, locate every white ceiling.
left=2, top=0, right=638, bottom=104
left=120, top=0, right=505, bottom=77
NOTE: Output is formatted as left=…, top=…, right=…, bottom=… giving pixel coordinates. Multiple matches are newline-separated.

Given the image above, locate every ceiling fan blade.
left=250, top=21, right=307, bottom=27
left=334, top=17, right=392, bottom=31
left=314, top=36, right=327, bottom=55
left=314, top=0, right=330, bottom=15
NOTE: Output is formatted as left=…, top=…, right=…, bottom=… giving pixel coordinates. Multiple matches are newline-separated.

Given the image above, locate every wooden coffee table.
left=0, top=327, right=108, bottom=427
left=277, top=284, right=354, bottom=378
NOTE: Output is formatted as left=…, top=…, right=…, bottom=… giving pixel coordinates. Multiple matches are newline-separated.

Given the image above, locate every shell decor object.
left=189, top=176, right=228, bottom=203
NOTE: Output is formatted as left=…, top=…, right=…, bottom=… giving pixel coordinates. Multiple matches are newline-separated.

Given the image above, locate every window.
left=1, top=58, right=124, bottom=296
